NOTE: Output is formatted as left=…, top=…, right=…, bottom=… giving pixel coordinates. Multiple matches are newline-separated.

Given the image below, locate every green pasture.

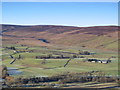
left=2, top=45, right=119, bottom=77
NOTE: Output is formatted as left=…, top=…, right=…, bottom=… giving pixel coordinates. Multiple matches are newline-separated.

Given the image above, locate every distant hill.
left=1, top=24, right=119, bottom=51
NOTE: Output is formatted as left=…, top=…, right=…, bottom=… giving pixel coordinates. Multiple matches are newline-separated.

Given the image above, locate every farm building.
left=101, top=60, right=111, bottom=64
left=85, top=59, right=111, bottom=64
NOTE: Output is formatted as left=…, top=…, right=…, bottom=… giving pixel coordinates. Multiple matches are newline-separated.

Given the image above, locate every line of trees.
left=5, top=71, right=120, bottom=87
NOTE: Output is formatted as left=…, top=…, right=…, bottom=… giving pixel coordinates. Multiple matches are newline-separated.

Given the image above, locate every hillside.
left=1, top=24, right=119, bottom=51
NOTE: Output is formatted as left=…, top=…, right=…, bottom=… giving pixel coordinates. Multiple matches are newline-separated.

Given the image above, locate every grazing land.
left=1, top=24, right=119, bottom=89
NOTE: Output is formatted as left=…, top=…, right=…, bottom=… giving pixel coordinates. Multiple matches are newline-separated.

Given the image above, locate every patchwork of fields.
left=1, top=25, right=119, bottom=89
left=2, top=45, right=118, bottom=77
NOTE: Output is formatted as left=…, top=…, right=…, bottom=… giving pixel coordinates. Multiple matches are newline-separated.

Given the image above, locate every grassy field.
left=2, top=45, right=118, bottom=77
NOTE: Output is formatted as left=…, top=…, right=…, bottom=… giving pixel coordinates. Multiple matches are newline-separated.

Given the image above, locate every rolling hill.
left=1, top=24, right=119, bottom=51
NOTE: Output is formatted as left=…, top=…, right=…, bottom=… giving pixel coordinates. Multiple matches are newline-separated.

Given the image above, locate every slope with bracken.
left=1, top=24, right=118, bottom=51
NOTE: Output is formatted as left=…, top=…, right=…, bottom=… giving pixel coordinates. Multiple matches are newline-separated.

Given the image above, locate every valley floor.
left=1, top=44, right=119, bottom=88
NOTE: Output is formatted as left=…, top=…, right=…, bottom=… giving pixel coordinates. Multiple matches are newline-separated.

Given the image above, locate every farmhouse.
left=97, top=60, right=102, bottom=63
left=85, top=59, right=111, bottom=64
